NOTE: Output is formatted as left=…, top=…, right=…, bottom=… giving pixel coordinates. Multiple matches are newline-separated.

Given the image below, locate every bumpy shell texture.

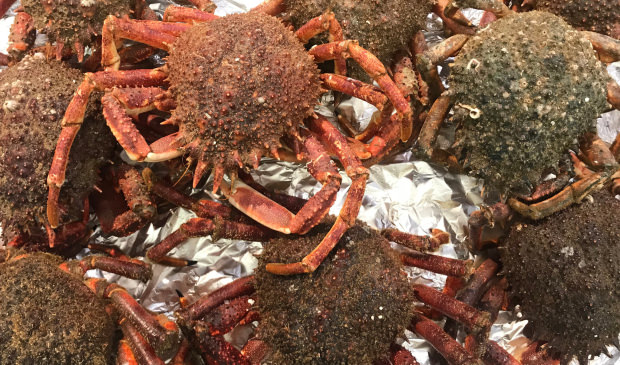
left=531, top=0, right=619, bottom=38
left=502, top=190, right=620, bottom=364
left=167, top=12, right=321, bottom=175
left=449, top=11, right=609, bottom=195
left=21, top=0, right=135, bottom=47
left=0, top=251, right=117, bottom=365
left=285, top=0, right=433, bottom=81
left=255, top=220, right=414, bottom=364
left=0, top=55, right=116, bottom=242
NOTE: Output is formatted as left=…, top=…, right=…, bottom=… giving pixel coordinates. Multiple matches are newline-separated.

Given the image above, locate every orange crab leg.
left=413, top=284, right=491, bottom=332
left=402, top=253, right=473, bottom=278
left=102, top=17, right=190, bottom=70
left=418, top=93, right=453, bottom=158
left=448, top=0, right=511, bottom=18
left=608, top=80, right=620, bottom=110
left=224, top=132, right=342, bottom=236
left=120, top=320, right=167, bottom=365
left=7, top=11, right=34, bottom=58
left=508, top=171, right=609, bottom=220
left=433, top=0, right=476, bottom=35
left=382, top=227, right=449, bottom=251
left=87, top=279, right=180, bottom=356
left=241, top=339, right=270, bottom=364
left=410, top=314, right=482, bottom=365
left=163, top=5, right=219, bottom=23
left=60, top=256, right=152, bottom=282
left=186, top=0, right=216, bottom=12
left=295, top=12, right=346, bottom=75
left=46, top=69, right=167, bottom=228
left=146, top=217, right=273, bottom=266
left=171, top=339, right=193, bottom=365
left=310, top=41, right=413, bottom=141
left=579, top=132, right=618, bottom=168
left=320, top=74, right=389, bottom=110
left=117, top=339, right=140, bottom=365
left=177, top=276, right=255, bottom=323
left=581, top=31, right=620, bottom=63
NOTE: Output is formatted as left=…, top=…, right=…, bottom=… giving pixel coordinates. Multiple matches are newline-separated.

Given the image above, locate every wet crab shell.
left=527, top=0, right=619, bottom=38
left=449, top=11, right=609, bottom=195
left=255, top=219, right=415, bottom=364
left=0, top=54, right=116, bottom=242
left=21, top=0, right=137, bottom=48
left=0, top=251, right=118, bottom=364
left=501, top=189, right=620, bottom=364
left=166, top=12, right=321, bottom=174
left=284, top=0, right=433, bottom=81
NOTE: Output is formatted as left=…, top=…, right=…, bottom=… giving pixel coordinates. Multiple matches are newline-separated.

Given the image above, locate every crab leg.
left=263, top=118, right=369, bottom=275
left=118, top=339, right=140, bottom=365
left=177, top=276, right=255, bottom=323
left=581, top=31, right=620, bottom=63
left=295, top=12, right=346, bottom=75
left=579, top=132, right=618, bottom=168
left=102, top=17, right=191, bottom=70
left=410, top=314, right=483, bottom=365
left=310, top=41, right=413, bottom=141
left=7, top=11, right=34, bottom=59
left=433, top=0, right=476, bottom=35
left=468, top=203, right=511, bottom=250
left=120, top=320, right=167, bottom=365
left=163, top=6, right=219, bottom=23
left=0, top=0, right=16, bottom=18
left=223, top=133, right=342, bottom=236
left=186, top=0, right=216, bottom=12
left=508, top=171, right=609, bottom=219
left=383, top=227, right=450, bottom=251
left=61, top=255, right=152, bottom=281
left=418, top=93, right=453, bottom=158
left=608, top=80, right=620, bottom=110
left=47, top=68, right=168, bottom=228
left=320, top=74, right=389, bottom=109
left=413, top=284, right=491, bottom=332
left=146, top=218, right=273, bottom=266
left=145, top=171, right=235, bottom=219
left=87, top=279, right=180, bottom=357
left=417, top=34, right=469, bottom=91
left=402, top=253, right=473, bottom=278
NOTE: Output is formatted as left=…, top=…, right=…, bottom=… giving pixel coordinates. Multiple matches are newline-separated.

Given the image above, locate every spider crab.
left=415, top=0, right=620, bottom=238
left=46, top=2, right=413, bottom=275
left=0, top=246, right=181, bottom=364
left=172, top=219, right=504, bottom=364
left=0, top=0, right=156, bottom=63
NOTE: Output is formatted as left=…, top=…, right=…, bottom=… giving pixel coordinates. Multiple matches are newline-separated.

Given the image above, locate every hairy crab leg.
left=163, top=6, right=219, bottom=23
left=295, top=12, right=346, bottom=75
left=401, top=252, right=474, bottom=278
left=46, top=68, right=168, bottom=228
left=7, top=11, right=34, bottom=60
left=309, top=41, right=413, bottom=141
left=146, top=217, right=273, bottom=266
left=410, top=313, right=483, bottom=365
left=383, top=227, right=450, bottom=251
left=120, top=320, right=167, bottom=365
left=262, top=118, right=369, bottom=275
left=223, top=132, right=342, bottom=235
left=608, top=80, right=620, bottom=110
left=581, top=31, right=620, bottom=63
left=320, top=73, right=389, bottom=110
left=87, top=279, right=180, bottom=357
left=418, top=92, right=453, bottom=158
left=60, top=254, right=152, bottom=282
left=102, top=17, right=190, bottom=70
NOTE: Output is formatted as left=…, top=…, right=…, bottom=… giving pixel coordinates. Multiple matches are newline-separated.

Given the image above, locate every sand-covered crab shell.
left=448, top=11, right=609, bottom=194
left=501, top=189, right=620, bottom=364
left=0, top=54, right=115, bottom=243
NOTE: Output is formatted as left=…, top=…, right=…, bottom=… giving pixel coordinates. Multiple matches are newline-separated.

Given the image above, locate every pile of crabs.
left=0, top=0, right=618, bottom=363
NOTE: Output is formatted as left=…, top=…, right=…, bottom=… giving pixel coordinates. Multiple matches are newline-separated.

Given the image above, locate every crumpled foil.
left=1, top=1, right=619, bottom=364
